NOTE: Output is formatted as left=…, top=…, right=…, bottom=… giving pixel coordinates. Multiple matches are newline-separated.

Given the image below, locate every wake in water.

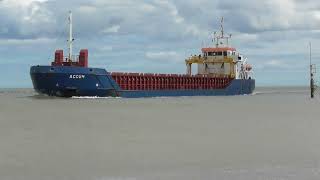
left=253, top=89, right=309, bottom=96
left=0, top=87, right=310, bottom=99
left=72, top=96, right=122, bottom=99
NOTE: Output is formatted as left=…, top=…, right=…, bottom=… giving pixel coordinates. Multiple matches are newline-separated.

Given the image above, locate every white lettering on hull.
left=69, top=75, right=86, bottom=79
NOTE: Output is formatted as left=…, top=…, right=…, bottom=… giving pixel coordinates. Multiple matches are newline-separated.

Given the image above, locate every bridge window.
left=223, top=51, right=227, bottom=56
left=208, top=52, right=216, bottom=56
left=208, top=51, right=227, bottom=56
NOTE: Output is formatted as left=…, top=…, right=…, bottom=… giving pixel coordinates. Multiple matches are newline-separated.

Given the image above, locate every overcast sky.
left=1, top=0, right=320, bottom=87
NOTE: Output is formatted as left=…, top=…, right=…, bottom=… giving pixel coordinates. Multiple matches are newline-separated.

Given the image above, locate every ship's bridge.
left=185, top=17, right=253, bottom=79
left=202, top=47, right=236, bottom=57
left=185, top=47, right=241, bottom=78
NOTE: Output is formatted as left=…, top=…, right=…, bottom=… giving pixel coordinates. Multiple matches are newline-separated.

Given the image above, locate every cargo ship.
left=30, top=12, right=255, bottom=98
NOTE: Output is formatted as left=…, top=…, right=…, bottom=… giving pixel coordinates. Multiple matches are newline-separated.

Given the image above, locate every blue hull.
left=30, top=66, right=255, bottom=98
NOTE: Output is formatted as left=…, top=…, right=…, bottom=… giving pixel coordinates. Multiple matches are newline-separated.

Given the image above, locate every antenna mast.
left=68, top=11, right=73, bottom=62
left=213, top=32, right=218, bottom=47
left=214, top=17, right=231, bottom=47
left=221, top=17, right=224, bottom=38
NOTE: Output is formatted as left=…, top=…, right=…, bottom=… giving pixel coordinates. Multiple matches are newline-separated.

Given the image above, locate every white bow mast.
left=68, top=11, right=74, bottom=61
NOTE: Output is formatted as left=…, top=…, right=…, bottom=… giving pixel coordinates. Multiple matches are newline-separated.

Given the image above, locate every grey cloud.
left=0, top=0, right=57, bottom=39
left=1, top=0, right=320, bottom=40
left=1, top=0, right=320, bottom=84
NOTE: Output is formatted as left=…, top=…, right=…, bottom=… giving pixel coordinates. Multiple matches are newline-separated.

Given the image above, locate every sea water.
left=0, top=87, right=320, bottom=180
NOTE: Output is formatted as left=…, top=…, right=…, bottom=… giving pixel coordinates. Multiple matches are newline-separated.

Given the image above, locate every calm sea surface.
left=1, top=87, right=320, bottom=180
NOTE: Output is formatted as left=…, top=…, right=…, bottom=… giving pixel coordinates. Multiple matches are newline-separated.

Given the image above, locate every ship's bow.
left=30, top=66, right=119, bottom=97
